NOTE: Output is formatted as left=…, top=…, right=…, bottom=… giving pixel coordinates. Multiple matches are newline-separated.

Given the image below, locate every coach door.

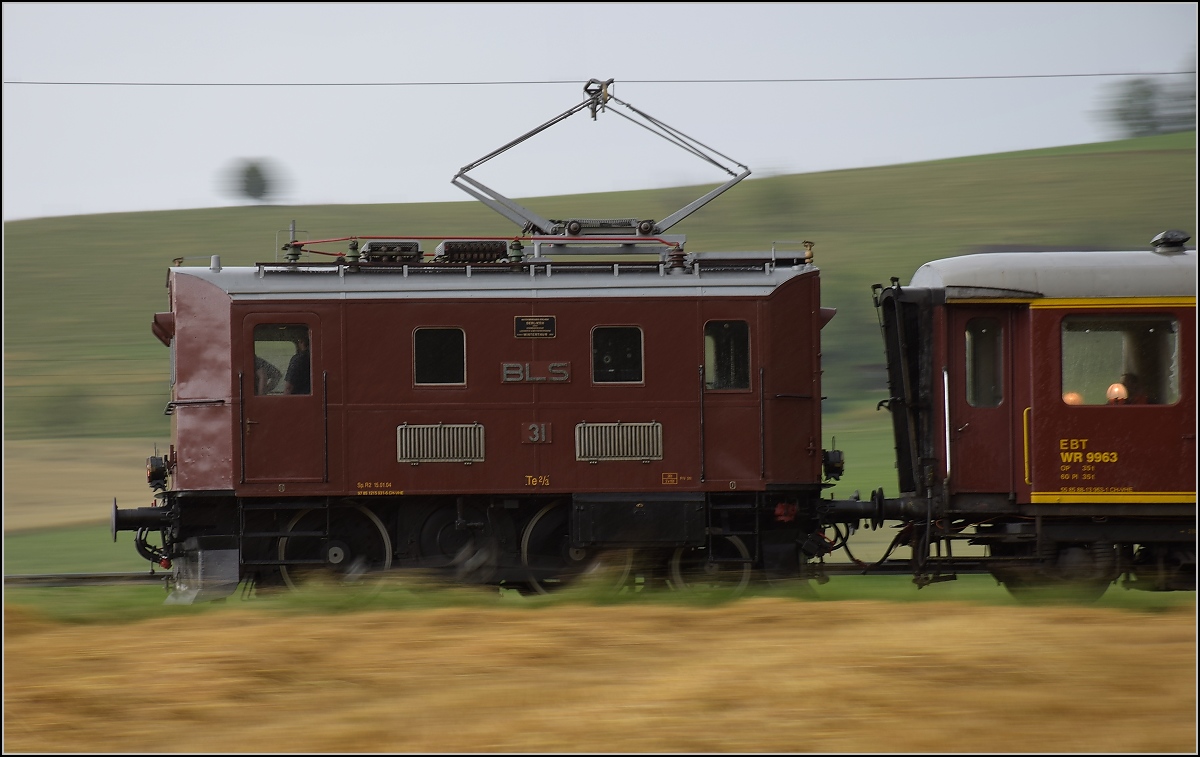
left=241, top=314, right=326, bottom=483
left=947, top=306, right=1024, bottom=495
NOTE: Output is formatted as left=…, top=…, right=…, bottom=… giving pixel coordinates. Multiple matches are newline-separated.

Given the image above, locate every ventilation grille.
left=575, top=422, right=663, bottom=461
left=397, top=423, right=485, bottom=463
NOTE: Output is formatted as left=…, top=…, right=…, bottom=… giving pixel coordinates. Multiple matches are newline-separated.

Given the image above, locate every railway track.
left=4, top=560, right=990, bottom=590
left=4, top=571, right=171, bottom=588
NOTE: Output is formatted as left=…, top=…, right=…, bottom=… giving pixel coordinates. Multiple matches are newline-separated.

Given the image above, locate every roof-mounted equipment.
left=434, top=240, right=511, bottom=263
left=360, top=240, right=423, bottom=263
left=1150, top=229, right=1191, bottom=254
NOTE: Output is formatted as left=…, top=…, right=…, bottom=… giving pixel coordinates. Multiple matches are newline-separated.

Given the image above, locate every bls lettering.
left=501, top=361, right=571, bottom=383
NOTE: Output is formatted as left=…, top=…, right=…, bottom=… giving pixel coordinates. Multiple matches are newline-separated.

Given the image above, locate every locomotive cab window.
left=592, top=326, right=643, bottom=383
left=704, top=320, right=750, bottom=390
left=253, top=324, right=310, bottom=396
left=1061, top=315, right=1179, bottom=406
left=414, top=327, right=466, bottom=385
left=965, top=317, right=1003, bottom=408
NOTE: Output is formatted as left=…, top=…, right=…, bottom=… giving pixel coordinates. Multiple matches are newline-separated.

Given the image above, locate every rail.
left=821, top=558, right=994, bottom=577
left=4, top=560, right=993, bottom=590
left=4, top=571, right=170, bottom=588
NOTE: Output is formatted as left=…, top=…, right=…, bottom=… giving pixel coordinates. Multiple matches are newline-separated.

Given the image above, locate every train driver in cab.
left=284, top=332, right=311, bottom=395
left=255, top=355, right=282, bottom=395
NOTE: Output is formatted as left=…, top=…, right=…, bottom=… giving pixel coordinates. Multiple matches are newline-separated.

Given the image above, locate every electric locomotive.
left=112, top=80, right=852, bottom=603
left=872, top=230, right=1197, bottom=597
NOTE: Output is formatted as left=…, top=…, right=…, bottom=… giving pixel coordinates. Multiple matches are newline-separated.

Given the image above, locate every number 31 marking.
left=523, top=422, right=551, bottom=444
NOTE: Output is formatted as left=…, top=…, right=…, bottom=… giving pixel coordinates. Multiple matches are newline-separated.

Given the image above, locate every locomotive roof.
left=908, top=248, right=1197, bottom=301
left=175, top=258, right=817, bottom=300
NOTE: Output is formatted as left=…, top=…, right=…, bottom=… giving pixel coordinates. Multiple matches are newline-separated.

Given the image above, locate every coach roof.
left=908, top=248, right=1197, bottom=300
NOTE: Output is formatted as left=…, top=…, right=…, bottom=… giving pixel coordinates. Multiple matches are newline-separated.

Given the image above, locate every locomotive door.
left=946, top=306, right=1022, bottom=494
left=700, top=317, right=760, bottom=484
left=241, top=314, right=326, bottom=483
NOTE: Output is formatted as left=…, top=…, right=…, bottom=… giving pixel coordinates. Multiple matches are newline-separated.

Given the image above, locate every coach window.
left=704, top=320, right=750, bottom=390
left=253, top=324, right=308, bottom=396
left=965, top=317, right=1003, bottom=408
left=414, top=327, right=466, bottom=385
left=1061, top=315, right=1179, bottom=405
left=592, top=326, right=643, bottom=383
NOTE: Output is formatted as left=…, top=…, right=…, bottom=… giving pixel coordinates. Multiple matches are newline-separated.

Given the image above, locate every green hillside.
left=4, top=131, right=1195, bottom=468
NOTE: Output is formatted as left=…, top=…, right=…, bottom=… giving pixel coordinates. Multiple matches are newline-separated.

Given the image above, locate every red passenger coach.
left=874, top=230, right=1196, bottom=596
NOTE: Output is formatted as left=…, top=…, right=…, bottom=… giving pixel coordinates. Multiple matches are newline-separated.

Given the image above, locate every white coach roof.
left=908, top=249, right=1197, bottom=300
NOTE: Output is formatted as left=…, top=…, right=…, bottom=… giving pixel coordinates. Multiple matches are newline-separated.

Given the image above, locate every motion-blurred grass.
left=6, top=570, right=1192, bottom=627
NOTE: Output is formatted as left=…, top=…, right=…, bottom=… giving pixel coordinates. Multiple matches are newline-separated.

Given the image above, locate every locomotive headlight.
left=146, top=455, right=168, bottom=491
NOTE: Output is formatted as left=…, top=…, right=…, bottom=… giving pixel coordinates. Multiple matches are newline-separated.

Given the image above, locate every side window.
left=414, top=327, right=466, bottom=385
left=254, top=324, right=310, bottom=396
left=704, top=320, right=750, bottom=390
left=1061, top=315, right=1179, bottom=406
left=965, top=317, right=1003, bottom=408
left=592, top=326, right=643, bottom=383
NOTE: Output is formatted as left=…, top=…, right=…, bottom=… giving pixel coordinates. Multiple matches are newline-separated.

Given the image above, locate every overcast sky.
left=2, top=2, right=1195, bottom=223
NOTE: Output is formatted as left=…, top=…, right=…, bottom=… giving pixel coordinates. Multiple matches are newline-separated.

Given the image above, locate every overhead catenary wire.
left=3, top=72, right=1195, bottom=87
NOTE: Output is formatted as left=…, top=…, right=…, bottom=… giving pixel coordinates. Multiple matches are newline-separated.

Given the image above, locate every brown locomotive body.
left=126, top=243, right=841, bottom=602
left=165, top=257, right=825, bottom=499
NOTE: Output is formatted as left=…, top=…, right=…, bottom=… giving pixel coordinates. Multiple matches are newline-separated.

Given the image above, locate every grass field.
left=6, top=596, right=1194, bottom=753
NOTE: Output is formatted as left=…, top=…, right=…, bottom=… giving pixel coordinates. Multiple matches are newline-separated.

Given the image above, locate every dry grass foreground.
left=4, top=598, right=1196, bottom=753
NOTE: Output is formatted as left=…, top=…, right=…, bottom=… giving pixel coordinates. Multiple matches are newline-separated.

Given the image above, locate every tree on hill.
left=223, top=158, right=281, bottom=204
left=1099, top=52, right=1197, bottom=138
left=240, top=160, right=270, bottom=201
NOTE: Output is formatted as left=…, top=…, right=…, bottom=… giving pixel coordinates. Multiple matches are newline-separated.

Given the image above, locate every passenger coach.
left=874, top=230, right=1196, bottom=596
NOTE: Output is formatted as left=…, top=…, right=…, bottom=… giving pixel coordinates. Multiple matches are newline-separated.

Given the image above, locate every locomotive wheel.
left=520, top=501, right=633, bottom=595
left=669, top=535, right=753, bottom=594
left=277, top=504, right=393, bottom=591
left=418, top=504, right=486, bottom=565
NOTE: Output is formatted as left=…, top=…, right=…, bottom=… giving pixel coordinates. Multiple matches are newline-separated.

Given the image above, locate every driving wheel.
left=278, top=504, right=393, bottom=590
left=520, top=501, right=633, bottom=594
left=669, top=534, right=753, bottom=594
